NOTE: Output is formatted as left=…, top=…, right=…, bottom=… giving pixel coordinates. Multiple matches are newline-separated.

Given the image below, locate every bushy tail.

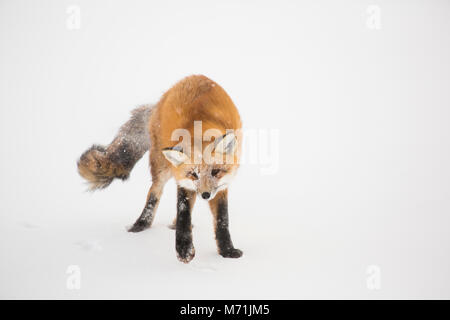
left=77, top=104, right=153, bottom=190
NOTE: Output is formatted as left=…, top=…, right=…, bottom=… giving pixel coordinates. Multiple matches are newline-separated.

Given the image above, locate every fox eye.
left=188, top=171, right=198, bottom=180
left=211, top=169, right=223, bottom=177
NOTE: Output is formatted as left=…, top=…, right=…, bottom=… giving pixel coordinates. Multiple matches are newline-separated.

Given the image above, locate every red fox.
left=77, top=75, right=243, bottom=263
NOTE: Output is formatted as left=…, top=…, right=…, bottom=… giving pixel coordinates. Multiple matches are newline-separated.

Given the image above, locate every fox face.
left=162, top=132, right=238, bottom=200
left=172, top=163, right=236, bottom=200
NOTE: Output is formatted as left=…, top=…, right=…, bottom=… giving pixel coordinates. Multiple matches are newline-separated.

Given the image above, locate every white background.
left=1, top=0, right=450, bottom=299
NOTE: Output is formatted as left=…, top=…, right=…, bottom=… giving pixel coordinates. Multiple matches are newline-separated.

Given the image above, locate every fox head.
left=162, top=132, right=239, bottom=200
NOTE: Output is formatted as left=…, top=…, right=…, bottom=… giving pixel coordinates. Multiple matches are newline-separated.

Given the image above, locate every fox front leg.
left=176, top=187, right=197, bottom=263
left=209, top=190, right=243, bottom=258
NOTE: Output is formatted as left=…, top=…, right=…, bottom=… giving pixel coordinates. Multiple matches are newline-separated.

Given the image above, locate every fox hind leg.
left=168, top=218, right=177, bottom=230
left=128, top=169, right=170, bottom=232
left=128, top=190, right=158, bottom=232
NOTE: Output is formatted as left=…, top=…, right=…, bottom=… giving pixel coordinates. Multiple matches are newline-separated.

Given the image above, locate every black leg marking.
left=215, top=197, right=243, bottom=258
left=128, top=193, right=158, bottom=232
left=175, top=187, right=195, bottom=263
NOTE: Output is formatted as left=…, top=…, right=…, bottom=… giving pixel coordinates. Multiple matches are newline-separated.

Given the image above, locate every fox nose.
left=201, top=192, right=211, bottom=200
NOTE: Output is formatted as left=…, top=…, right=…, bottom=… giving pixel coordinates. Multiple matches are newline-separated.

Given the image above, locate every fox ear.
left=162, top=147, right=189, bottom=166
left=213, top=132, right=237, bottom=155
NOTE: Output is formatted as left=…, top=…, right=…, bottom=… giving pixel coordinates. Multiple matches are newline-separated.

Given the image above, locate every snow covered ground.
left=1, top=0, right=450, bottom=299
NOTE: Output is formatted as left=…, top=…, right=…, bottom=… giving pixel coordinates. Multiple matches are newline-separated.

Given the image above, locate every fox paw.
left=128, top=220, right=150, bottom=233
left=176, top=244, right=195, bottom=263
left=220, top=248, right=243, bottom=258
left=168, top=223, right=194, bottom=230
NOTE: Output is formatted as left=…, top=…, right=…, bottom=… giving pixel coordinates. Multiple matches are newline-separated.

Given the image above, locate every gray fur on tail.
left=77, top=104, right=154, bottom=190
left=110, top=104, right=153, bottom=165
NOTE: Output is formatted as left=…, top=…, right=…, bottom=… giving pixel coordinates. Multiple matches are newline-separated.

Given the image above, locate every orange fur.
left=149, top=74, right=242, bottom=181
left=78, top=75, right=243, bottom=262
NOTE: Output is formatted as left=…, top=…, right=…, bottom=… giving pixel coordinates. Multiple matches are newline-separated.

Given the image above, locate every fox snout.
left=199, top=186, right=224, bottom=201
left=201, top=192, right=211, bottom=200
